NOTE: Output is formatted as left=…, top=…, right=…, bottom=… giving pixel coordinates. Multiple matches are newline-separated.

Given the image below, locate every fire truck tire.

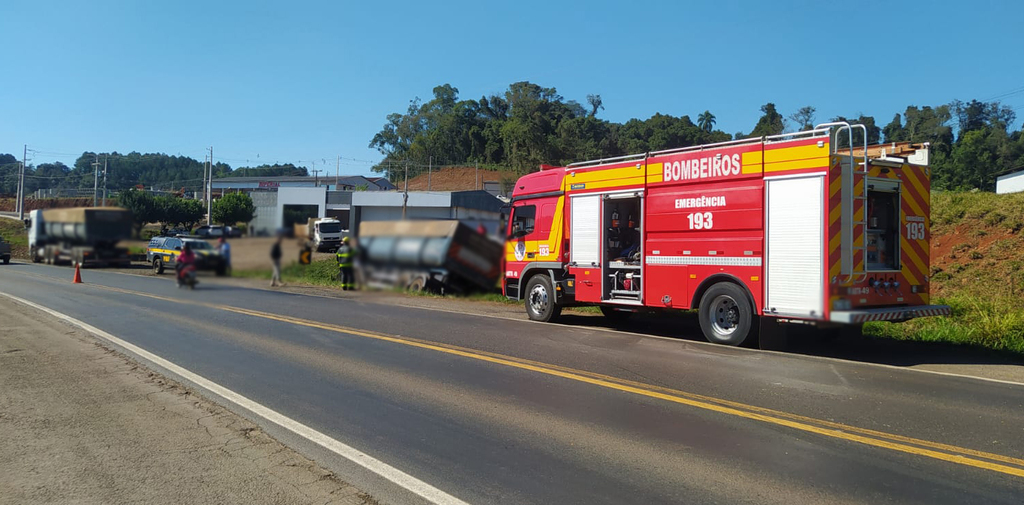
left=525, top=275, right=561, bottom=322
left=698, top=282, right=754, bottom=346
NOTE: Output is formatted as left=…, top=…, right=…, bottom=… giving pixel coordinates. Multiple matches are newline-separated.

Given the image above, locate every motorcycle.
left=177, top=263, right=199, bottom=290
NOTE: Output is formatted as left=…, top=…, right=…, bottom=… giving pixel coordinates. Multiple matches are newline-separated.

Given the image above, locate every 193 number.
left=905, top=222, right=925, bottom=240
left=687, top=212, right=714, bottom=230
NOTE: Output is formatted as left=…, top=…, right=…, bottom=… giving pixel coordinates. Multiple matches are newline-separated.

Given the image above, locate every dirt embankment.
left=0, top=198, right=94, bottom=212
left=403, top=166, right=512, bottom=191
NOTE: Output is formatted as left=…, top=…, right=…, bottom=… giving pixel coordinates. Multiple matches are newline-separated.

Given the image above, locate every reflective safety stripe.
left=645, top=256, right=762, bottom=267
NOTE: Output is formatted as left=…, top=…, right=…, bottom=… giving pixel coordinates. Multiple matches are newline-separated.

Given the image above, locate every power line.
left=984, top=85, right=1024, bottom=102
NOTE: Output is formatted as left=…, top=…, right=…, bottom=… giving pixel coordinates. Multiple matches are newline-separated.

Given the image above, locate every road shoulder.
left=0, top=296, right=377, bottom=505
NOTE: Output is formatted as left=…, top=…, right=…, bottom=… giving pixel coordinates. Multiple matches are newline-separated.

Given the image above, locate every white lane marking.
left=0, top=291, right=470, bottom=505
left=8, top=264, right=1024, bottom=389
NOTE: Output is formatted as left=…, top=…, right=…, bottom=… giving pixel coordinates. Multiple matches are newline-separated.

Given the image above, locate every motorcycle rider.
left=176, top=242, right=197, bottom=287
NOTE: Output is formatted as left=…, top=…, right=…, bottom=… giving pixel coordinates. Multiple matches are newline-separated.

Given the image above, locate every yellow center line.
left=30, top=277, right=1024, bottom=478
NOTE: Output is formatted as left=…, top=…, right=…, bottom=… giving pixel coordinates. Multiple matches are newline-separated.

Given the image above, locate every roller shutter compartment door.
left=570, top=195, right=601, bottom=268
left=766, top=175, right=824, bottom=318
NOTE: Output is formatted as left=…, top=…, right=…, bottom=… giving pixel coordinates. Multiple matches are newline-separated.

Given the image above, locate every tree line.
left=368, top=82, right=1024, bottom=191
left=0, top=151, right=310, bottom=197
left=116, top=189, right=255, bottom=238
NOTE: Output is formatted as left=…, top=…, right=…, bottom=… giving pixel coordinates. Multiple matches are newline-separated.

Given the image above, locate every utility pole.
left=312, top=169, right=322, bottom=187
left=203, top=154, right=209, bottom=202
left=17, top=144, right=26, bottom=219
left=427, top=156, right=432, bottom=191
left=335, top=155, right=340, bottom=189
left=207, top=146, right=213, bottom=225
left=92, top=155, right=100, bottom=207
left=102, top=157, right=108, bottom=206
left=402, top=160, right=409, bottom=219
left=475, top=162, right=479, bottom=191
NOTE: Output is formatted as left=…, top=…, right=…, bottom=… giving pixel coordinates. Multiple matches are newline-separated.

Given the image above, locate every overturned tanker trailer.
left=357, top=220, right=502, bottom=293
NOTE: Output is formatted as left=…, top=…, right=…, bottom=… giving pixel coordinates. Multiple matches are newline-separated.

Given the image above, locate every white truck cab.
left=310, top=218, right=345, bottom=252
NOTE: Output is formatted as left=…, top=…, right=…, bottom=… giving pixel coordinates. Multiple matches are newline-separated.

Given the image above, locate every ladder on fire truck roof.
left=817, top=121, right=870, bottom=285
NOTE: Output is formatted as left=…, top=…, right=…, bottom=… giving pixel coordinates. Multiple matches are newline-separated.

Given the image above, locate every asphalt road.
left=2, top=262, right=1023, bottom=504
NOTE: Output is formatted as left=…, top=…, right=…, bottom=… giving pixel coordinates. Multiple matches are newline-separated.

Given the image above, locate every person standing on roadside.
left=335, top=236, right=355, bottom=291
left=218, top=236, right=232, bottom=276
left=270, top=236, right=285, bottom=287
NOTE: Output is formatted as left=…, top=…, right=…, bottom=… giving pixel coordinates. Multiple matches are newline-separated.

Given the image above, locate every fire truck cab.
left=503, top=123, right=951, bottom=346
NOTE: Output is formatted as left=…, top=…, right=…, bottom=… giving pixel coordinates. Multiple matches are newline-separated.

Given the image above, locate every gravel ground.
left=0, top=296, right=376, bottom=505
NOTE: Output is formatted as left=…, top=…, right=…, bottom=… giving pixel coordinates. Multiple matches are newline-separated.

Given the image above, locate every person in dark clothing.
left=270, top=236, right=284, bottom=287
left=335, top=236, right=355, bottom=291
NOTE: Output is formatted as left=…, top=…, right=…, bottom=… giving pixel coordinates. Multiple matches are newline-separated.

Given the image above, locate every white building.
left=996, top=168, right=1024, bottom=195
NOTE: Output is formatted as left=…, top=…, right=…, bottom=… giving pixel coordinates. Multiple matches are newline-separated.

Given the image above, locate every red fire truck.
left=503, top=123, right=951, bottom=346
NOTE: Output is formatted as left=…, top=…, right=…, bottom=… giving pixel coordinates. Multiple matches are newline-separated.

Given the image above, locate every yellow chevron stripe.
left=829, top=175, right=841, bottom=198
left=900, top=235, right=929, bottom=281
left=902, top=169, right=930, bottom=220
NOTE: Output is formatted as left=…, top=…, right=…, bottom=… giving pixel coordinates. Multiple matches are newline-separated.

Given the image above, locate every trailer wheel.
left=600, top=306, right=632, bottom=322
left=525, top=275, right=561, bottom=322
left=698, top=282, right=754, bottom=346
left=153, top=258, right=164, bottom=274
left=2, top=257, right=8, bottom=265
left=407, top=275, right=427, bottom=292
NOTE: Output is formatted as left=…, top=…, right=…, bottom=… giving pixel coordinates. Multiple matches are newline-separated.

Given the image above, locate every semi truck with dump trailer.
left=28, top=207, right=133, bottom=267
left=503, top=123, right=951, bottom=346
left=358, top=219, right=502, bottom=293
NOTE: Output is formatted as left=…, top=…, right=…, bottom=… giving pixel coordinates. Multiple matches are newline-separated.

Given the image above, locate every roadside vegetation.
left=864, top=191, right=1024, bottom=354
left=0, top=218, right=28, bottom=257
left=234, top=258, right=340, bottom=287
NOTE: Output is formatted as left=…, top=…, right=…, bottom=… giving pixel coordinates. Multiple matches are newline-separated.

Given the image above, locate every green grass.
left=865, top=295, right=1024, bottom=354
left=864, top=191, right=1024, bottom=354
left=233, top=259, right=342, bottom=287
left=0, top=219, right=28, bottom=257
left=931, top=190, right=1024, bottom=235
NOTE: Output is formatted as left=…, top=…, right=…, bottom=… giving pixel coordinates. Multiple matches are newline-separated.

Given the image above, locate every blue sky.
left=2, top=0, right=1022, bottom=176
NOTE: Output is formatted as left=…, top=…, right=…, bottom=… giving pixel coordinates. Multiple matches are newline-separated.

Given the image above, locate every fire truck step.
left=610, top=290, right=641, bottom=297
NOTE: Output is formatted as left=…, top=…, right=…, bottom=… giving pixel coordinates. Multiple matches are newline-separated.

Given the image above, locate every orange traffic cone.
left=72, top=263, right=83, bottom=284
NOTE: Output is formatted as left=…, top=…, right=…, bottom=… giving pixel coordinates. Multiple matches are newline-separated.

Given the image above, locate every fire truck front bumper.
left=830, top=305, right=952, bottom=324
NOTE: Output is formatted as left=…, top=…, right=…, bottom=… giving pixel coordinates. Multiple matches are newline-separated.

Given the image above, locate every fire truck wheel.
left=699, top=282, right=754, bottom=346
left=525, top=275, right=561, bottom=322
